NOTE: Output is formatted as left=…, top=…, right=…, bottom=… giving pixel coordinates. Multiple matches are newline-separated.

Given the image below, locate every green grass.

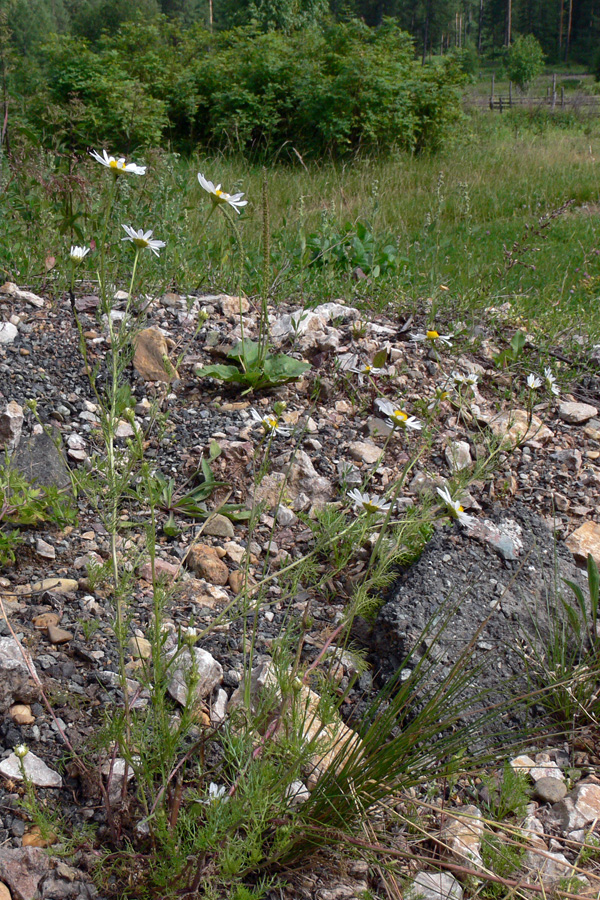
left=2, top=110, right=600, bottom=344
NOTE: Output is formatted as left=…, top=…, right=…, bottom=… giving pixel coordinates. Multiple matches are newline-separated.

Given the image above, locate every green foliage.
left=6, top=17, right=464, bottom=158
left=563, top=552, right=599, bottom=650
left=0, top=461, right=77, bottom=565
left=196, top=338, right=310, bottom=393
left=505, top=34, right=545, bottom=92
left=481, top=761, right=531, bottom=820
left=307, top=218, right=401, bottom=277
left=493, top=329, right=526, bottom=369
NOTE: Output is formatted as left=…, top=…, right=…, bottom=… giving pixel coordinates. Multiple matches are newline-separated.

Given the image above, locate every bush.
left=506, top=34, right=545, bottom=92
left=8, top=17, right=465, bottom=158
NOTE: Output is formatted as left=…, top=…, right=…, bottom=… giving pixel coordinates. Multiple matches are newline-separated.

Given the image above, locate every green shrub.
left=505, top=34, right=545, bottom=92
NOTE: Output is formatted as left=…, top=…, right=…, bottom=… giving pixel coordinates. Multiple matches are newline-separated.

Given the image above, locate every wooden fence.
left=472, top=72, right=600, bottom=114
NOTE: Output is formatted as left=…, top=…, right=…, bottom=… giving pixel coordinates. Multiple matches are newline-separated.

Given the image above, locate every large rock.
left=565, top=521, right=600, bottom=567
left=548, top=782, right=600, bottom=834
left=133, top=328, right=179, bottom=383
left=439, top=805, right=484, bottom=867
left=185, top=545, right=229, bottom=585
left=11, top=431, right=70, bottom=490
left=287, top=450, right=334, bottom=509
left=558, top=401, right=598, bottom=424
left=368, top=504, right=585, bottom=736
left=0, top=637, right=40, bottom=712
left=406, top=872, right=463, bottom=900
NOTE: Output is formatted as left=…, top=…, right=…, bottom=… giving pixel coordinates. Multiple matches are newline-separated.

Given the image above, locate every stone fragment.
left=12, top=431, right=71, bottom=490
left=186, top=545, right=229, bottom=585
left=0, top=847, right=51, bottom=900
left=133, top=327, right=179, bottom=383
left=558, top=401, right=598, bottom=424
left=274, top=505, right=296, bottom=527
left=46, top=625, right=73, bottom=645
left=287, top=450, right=333, bottom=509
left=523, top=848, right=581, bottom=883
left=0, top=637, right=39, bottom=713
left=487, top=409, right=553, bottom=446
left=0, top=323, right=18, bottom=344
left=101, top=757, right=136, bottom=807
left=439, top=805, right=484, bottom=867
left=34, top=539, right=55, bottom=560
left=0, top=883, right=9, bottom=900
left=21, top=825, right=58, bottom=848
left=139, top=559, right=179, bottom=582
left=583, top=418, right=600, bottom=440
left=228, top=570, right=256, bottom=595
left=251, top=472, right=287, bottom=509
left=510, top=755, right=535, bottom=775
left=445, top=440, right=472, bottom=472
left=549, top=782, right=600, bottom=834
left=285, top=780, right=310, bottom=808
left=210, top=688, right=228, bottom=725
left=115, top=420, right=135, bottom=438
left=203, top=514, right=235, bottom=538
left=0, top=402, right=23, bottom=453
left=348, top=441, right=384, bottom=465
left=32, top=613, right=60, bottom=629
left=566, top=521, right=600, bottom=567
left=530, top=754, right=564, bottom=782
left=0, top=282, right=45, bottom=308
left=0, top=751, right=62, bottom=788
left=534, top=777, right=567, bottom=803
left=218, top=294, right=249, bottom=317
left=9, top=704, right=34, bottom=725
left=406, top=872, right=463, bottom=900
left=466, top=518, right=523, bottom=561
left=26, top=577, right=78, bottom=595
left=128, top=636, right=152, bottom=659
left=166, top=647, right=223, bottom=707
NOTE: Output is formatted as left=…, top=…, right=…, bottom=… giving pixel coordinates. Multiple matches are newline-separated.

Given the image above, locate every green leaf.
left=587, top=553, right=599, bottom=629
left=372, top=349, right=387, bottom=368
left=228, top=339, right=261, bottom=369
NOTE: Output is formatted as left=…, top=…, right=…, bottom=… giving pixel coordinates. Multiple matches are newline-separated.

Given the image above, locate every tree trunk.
left=478, top=0, right=484, bottom=53
left=558, top=0, right=564, bottom=49
left=422, top=6, right=429, bottom=65
left=565, top=0, right=573, bottom=61
left=505, top=0, right=512, bottom=45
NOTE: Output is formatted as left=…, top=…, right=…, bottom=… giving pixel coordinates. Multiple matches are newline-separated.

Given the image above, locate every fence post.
left=499, top=96, right=503, bottom=114
left=508, top=81, right=512, bottom=107
left=552, top=72, right=557, bottom=110
left=490, top=72, right=495, bottom=107
left=561, top=86, right=565, bottom=109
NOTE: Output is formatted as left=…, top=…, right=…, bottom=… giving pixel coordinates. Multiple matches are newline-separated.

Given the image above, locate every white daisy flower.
left=121, top=225, right=166, bottom=257
left=70, top=245, right=90, bottom=263
left=436, top=486, right=475, bottom=527
left=349, top=362, right=384, bottom=376
left=375, top=399, right=421, bottom=431
left=544, top=367, right=560, bottom=396
left=411, top=329, right=453, bottom=347
left=198, top=173, right=247, bottom=214
left=89, top=149, right=146, bottom=175
left=14, top=744, right=29, bottom=759
left=249, top=408, right=290, bottom=435
left=208, top=783, right=227, bottom=802
left=427, top=386, right=451, bottom=410
left=185, top=627, right=198, bottom=641
left=348, top=489, right=391, bottom=515
left=451, top=371, right=478, bottom=387
left=526, top=374, right=542, bottom=390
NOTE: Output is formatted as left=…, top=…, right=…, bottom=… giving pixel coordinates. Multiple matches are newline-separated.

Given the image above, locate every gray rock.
left=11, top=430, right=71, bottom=490
left=534, top=777, right=567, bottom=803
left=0, top=637, right=40, bottom=713
left=166, top=647, right=223, bottom=707
left=0, top=751, right=62, bottom=788
left=287, top=450, right=333, bottom=509
left=274, top=505, right=297, bottom=527
left=406, top=872, right=463, bottom=900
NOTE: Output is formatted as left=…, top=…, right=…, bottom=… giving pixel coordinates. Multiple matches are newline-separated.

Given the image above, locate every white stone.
left=34, top=539, right=55, bottom=560
left=0, top=323, right=18, bottom=344
left=406, top=872, right=463, bottom=900
left=210, top=688, right=228, bottom=725
left=0, top=751, right=62, bottom=788
left=0, top=401, right=23, bottom=452
left=166, top=647, right=223, bottom=707
left=348, top=441, right=384, bottom=465
left=445, top=440, right=472, bottom=472
left=559, top=401, right=598, bottom=424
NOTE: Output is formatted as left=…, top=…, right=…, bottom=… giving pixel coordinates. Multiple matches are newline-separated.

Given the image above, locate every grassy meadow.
left=3, top=109, right=600, bottom=351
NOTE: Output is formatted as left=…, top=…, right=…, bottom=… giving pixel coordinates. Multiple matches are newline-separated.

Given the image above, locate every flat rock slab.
left=166, top=646, right=223, bottom=707
left=133, top=327, right=178, bottom=383
left=368, top=504, right=585, bottom=737
left=487, top=409, right=553, bottom=446
left=406, top=872, right=463, bottom=900
left=559, top=401, right=598, bottom=424
left=0, top=847, right=51, bottom=900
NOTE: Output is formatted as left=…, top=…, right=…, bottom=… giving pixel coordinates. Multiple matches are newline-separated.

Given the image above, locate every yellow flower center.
left=215, top=189, right=223, bottom=197
left=133, top=237, right=149, bottom=248
left=265, top=416, right=278, bottom=430
left=363, top=501, right=379, bottom=514
left=391, top=410, right=408, bottom=424
left=426, top=330, right=439, bottom=340
left=458, top=505, right=464, bottom=513
left=109, top=159, right=118, bottom=168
